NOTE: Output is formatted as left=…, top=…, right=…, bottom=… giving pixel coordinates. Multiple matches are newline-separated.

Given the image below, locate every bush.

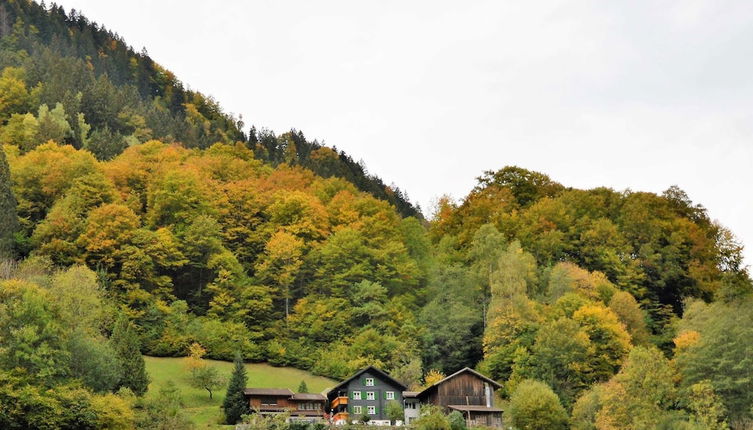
left=508, top=379, right=568, bottom=430
left=414, top=404, right=451, bottom=430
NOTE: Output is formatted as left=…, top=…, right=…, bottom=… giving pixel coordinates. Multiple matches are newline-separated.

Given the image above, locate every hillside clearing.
left=144, top=356, right=335, bottom=428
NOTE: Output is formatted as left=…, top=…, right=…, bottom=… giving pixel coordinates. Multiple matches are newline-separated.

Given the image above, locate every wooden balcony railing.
left=331, top=396, right=348, bottom=409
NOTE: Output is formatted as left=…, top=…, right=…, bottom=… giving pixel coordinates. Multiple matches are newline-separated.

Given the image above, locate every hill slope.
left=0, top=0, right=419, bottom=217
left=144, top=356, right=334, bottom=428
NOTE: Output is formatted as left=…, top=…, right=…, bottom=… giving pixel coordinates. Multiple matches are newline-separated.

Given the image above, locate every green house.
left=326, top=366, right=407, bottom=425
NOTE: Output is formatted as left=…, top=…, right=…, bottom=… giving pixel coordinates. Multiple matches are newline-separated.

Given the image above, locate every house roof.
left=448, top=405, right=504, bottom=413
left=402, top=391, right=419, bottom=398
left=415, top=367, right=502, bottom=398
left=326, top=365, right=407, bottom=397
left=243, top=388, right=294, bottom=396
left=291, top=393, right=326, bottom=401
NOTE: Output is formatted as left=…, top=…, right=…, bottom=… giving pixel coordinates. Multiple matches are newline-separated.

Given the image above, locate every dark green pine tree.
left=0, top=148, right=19, bottom=259
left=223, top=353, right=249, bottom=424
left=110, top=314, right=150, bottom=396
left=297, top=380, right=308, bottom=393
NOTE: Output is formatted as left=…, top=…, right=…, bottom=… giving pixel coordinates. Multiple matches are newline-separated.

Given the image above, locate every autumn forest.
left=0, top=1, right=751, bottom=429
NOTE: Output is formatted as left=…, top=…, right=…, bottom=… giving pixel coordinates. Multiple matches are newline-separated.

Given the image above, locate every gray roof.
left=402, top=391, right=419, bottom=398
left=243, top=388, right=294, bottom=396
left=291, top=393, right=326, bottom=401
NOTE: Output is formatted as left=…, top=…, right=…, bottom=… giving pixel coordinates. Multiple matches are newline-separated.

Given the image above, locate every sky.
left=55, top=0, right=753, bottom=266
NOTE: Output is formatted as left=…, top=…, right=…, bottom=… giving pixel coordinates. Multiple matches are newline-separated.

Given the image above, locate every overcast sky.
left=55, top=0, right=753, bottom=266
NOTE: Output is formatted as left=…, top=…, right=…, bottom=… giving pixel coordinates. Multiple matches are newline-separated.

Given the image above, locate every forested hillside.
left=0, top=1, right=752, bottom=429
left=0, top=0, right=419, bottom=217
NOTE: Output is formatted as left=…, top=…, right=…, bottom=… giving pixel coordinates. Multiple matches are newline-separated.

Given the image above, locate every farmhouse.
left=243, top=366, right=502, bottom=427
left=326, top=366, right=407, bottom=425
left=242, top=388, right=327, bottom=423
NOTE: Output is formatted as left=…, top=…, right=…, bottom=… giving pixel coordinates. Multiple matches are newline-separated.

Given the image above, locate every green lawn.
left=144, top=356, right=335, bottom=428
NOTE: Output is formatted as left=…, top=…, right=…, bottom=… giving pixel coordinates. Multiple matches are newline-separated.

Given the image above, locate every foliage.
left=685, top=380, right=729, bottom=430
left=423, top=369, right=446, bottom=387
left=189, top=365, right=224, bottom=399
left=448, top=411, right=467, bottom=430
left=241, top=411, right=291, bottom=430
left=386, top=400, right=404, bottom=424
left=0, top=146, right=19, bottom=258
left=508, top=379, right=569, bottom=430
left=110, top=314, right=150, bottom=395
left=67, top=333, right=123, bottom=393
left=223, top=354, right=250, bottom=424
left=135, top=380, right=193, bottom=430
left=675, top=298, right=753, bottom=421
left=414, top=404, right=451, bottom=430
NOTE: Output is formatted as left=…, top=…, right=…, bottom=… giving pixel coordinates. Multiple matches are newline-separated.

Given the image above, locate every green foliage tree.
left=67, top=333, right=123, bottom=393
left=35, top=102, right=72, bottom=145
left=135, top=380, right=193, bottom=430
left=222, top=354, right=249, bottom=424
left=508, top=379, right=569, bottom=430
left=686, top=380, right=729, bottom=430
left=386, top=400, right=405, bottom=425
left=0, top=370, right=106, bottom=430
left=448, top=410, right=467, bottom=430
left=0, top=146, right=19, bottom=258
left=592, top=346, right=678, bottom=430
left=414, top=404, right=451, bottom=430
left=190, top=365, right=224, bottom=400
left=608, top=291, right=650, bottom=346
left=0, top=279, right=69, bottom=383
left=297, top=380, right=308, bottom=393
left=511, top=317, right=590, bottom=407
left=421, top=265, right=483, bottom=373
left=110, top=314, right=150, bottom=396
left=675, top=298, right=753, bottom=421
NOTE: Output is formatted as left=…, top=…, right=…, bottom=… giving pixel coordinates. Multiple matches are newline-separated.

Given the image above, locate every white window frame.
left=365, top=377, right=375, bottom=386
left=386, top=391, right=395, bottom=400
left=367, top=405, right=376, bottom=415
left=352, top=391, right=362, bottom=400
left=353, top=405, right=362, bottom=415
left=366, top=391, right=375, bottom=400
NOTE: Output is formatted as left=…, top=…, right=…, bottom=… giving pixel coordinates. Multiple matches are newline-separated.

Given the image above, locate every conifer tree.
left=0, top=147, right=19, bottom=258
left=223, top=353, right=249, bottom=424
left=297, top=380, right=308, bottom=393
left=110, top=314, right=149, bottom=396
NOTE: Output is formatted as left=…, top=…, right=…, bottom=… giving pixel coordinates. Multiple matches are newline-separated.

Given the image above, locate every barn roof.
left=291, top=393, right=327, bottom=401
left=415, top=367, right=502, bottom=398
left=243, top=388, right=295, bottom=396
left=448, top=405, right=504, bottom=413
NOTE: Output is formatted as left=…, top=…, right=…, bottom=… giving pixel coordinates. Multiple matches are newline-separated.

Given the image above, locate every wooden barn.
left=413, top=368, right=503, bottom=428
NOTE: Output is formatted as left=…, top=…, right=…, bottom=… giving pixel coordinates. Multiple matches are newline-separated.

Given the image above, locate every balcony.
left=333, top=412, right=349, bottom=423
left=331, top=396, right=348, bottom=409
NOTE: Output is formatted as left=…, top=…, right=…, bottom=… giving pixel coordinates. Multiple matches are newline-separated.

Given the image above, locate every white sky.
left=54, top=0, right=753, bottom=266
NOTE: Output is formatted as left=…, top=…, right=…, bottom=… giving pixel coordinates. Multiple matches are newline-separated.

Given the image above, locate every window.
left=365, top=378, right=375, bottom=386
left=352, top=391, right=361, bottom=400
left=366, top=391, right=375, bottom=400
left=353, top=405, right=362, bottom=415
left=368, top=406, right=376, bottom=415
left=386, top=391, right=395, bottom=400
left=261, top=397, right=277, bottom=406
